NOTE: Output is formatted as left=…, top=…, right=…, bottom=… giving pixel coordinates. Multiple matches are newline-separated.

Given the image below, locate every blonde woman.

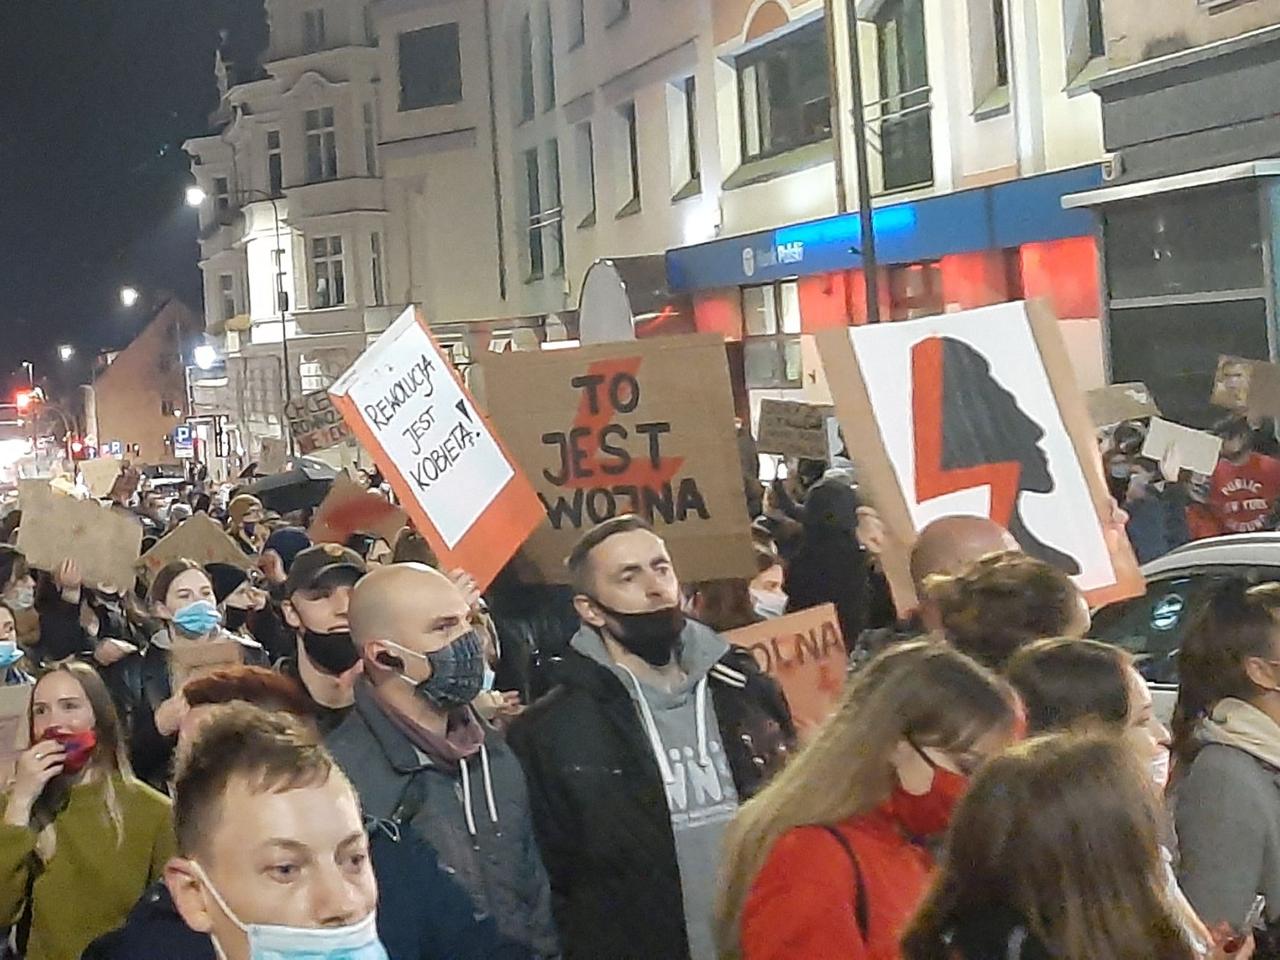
left=716, top=641, right=1018, bottom=960
left=0, top=662, right=173, bottom=960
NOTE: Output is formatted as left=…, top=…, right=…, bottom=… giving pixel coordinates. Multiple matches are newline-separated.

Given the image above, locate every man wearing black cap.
left=277, top=543, right=367, bottom=732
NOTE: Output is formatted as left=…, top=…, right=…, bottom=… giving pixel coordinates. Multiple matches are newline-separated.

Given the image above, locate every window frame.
left=370, top=232, right=385, bottom=306
left=362, top=103, right=378, bottom=176
left=618, top=100, right=641, bottom=216
left=304, top=106, right=338, bottom=182
left=218, top=273, right=237, bottom=322
left=309, top=235, right=346, bottom=308
left=519, top=13, right=536, bottom=122
left=397, top=23, right=464, bottom=112
left=303, top=8, right=327, bottom=53
left=683, top=75, right=700, bottom=186
left=577, top=121, right=597, bottom=229
left=741, top=280, right=803, bottom=389
left=569, top=0, right=586, bottom=49
left=266, top=129, right=283, bottom=196
left=541, top=3, right=556, bottom=112
left=524, top=147, right=544, bottom=281
left=735, top=20, right=833, bottom=164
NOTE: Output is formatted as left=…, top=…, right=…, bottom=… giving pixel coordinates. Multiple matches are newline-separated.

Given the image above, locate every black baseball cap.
left=284, top=543, right=367, bottom=598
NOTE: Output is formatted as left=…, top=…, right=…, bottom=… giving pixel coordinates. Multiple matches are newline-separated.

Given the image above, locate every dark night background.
left=0, top=0, right=267, bottom=393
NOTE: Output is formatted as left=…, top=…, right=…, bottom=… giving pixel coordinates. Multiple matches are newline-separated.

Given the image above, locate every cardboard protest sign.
left=756, top=399, right=835, bottom=461
left=1211, top=356, right=1255, bottom=412
left=0, top=683, right=32, bottom=782
left=139, top=514, right=255, bottom=581
left=799, top=335, right=833, bottom=404
left=169, top=640, right=245, bottom=692
left=1142, top=418, right=1223, bottom=477
left=16, top=482, right=142, bottom=592
left=328, top=306, right=542, bottom=589
left=725, top=604, right=845, bottom=740
left=286, top=389, right=354, bottom=455
left=480, top=333, right=755, bottom=583
left=309, top=473, right=407, bottom=545
left=80, top=458, right=124, bottom=499
left=258, top=437, right=288, bottom=475
left=1086, top=382, right=1160, bottom=428
left=817, top=300, right=1144, bottom=614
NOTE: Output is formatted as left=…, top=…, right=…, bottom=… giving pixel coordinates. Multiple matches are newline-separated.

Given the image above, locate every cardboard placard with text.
left=80, top=458, right=124, bottom=499
left=479, top=333, right=755, bottom=583
left=16, top=482, right=143, bottom=592
left=139, top=514, right=256, bottom=582
left=1142, top=418, right=1223, bottom=477
left=328, top=306, right=543, bottom=589
left=309, top=473, right=408, bottom=545
left=725, top=604, right=845, bottom=740
left=1086, top=382, right=1160, bottom=428
left=817, top=301, right=1144, bottom=615
left=756, top=399, right=836, bottom=461
left=286, top=389, right=354, bottom=455
left=169, top=640, right=246, bottom=692
left=1211, top=355, right=1255, bottom=413
left=258, top=437, right=289, bottom=475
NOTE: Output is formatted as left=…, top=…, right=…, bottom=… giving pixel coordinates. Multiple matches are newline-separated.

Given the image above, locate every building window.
left=737, top=20, right=831, bottom=162
left=668, top=76, right=700, bottom=195
left=305, top=107, right=338, bottom=182
left=363, top=103, right=377, bottom=175
left=1086, top=0, right=1104, bottom=58
left=311, top=236, right=345, bottom=308
left=569, top=0, right=585, bottom=48
left=1065, top=0, right=1106, bottom=78
left=370, top=232, right=385, bottom=306
left=871, top=0, right=933, bottom=192
left=969, top=0, right=1010, bottom=108
left=266, top=130, right=283, bottom=195
left=606, top=0, right=630, bottom=28
left=363, top=3, right=376, bottom=45
left=303, top=8, right=326, bottom=53
left=545, top=138, right=564, bottom=274
left=993, top=0, right=1009, bottom=88
left=218, top=274, right=236, bottom=321
left=619, top=101, right=640, bottom=215
left=541, top=3, right=556, bottom=112
left=271, top=247, right=289, bottom=313
left=742, top=281, right=802, bottom=389
left=518, top=14, right=535, bottom=122
left=576, top=121, right=596, bottom=227
left=398, top=23, right=463, bottom=111
left=524, top=148, right=544, bottom=280
left=213, top=177, right=231, bottom=212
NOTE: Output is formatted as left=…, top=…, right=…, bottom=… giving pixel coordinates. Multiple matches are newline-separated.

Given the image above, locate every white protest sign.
left=1142, top=418, right=1223, bottom=477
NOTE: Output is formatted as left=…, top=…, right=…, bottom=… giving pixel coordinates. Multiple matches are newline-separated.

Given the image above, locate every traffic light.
left=14, top=391, right=31, bottom=413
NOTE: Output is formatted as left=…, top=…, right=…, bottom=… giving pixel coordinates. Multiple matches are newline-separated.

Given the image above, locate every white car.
left=1092, top=533, right=1280, bottom=723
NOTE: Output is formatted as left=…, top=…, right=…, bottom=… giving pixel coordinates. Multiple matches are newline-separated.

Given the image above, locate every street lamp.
left=120, top=286, right=140, bottom=308
left=57, top=344, right=73, bottom=362
left=193, top=344, right=219, bottom=371
left=185, top=185, right=207, bottom=208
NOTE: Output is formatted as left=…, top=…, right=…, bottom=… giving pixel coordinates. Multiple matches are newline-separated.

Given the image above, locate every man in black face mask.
left=507, top=515, right=796, bottom=960
left=277, top=544, right=366, bottom=733
left=331, top=563, right=559, bottom=960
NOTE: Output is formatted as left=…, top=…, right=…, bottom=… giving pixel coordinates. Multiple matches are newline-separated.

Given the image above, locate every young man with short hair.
left=507, top=515, right=795, bottom=960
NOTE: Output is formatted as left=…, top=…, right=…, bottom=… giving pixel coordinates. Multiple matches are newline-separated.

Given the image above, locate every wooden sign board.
left=329, top=306, right=543, bottom=590
left=479, top=333, right=755, bottom=584
left=286, top=389, right=354, bottom=455
left=756, top=399, right=836, bottom=461
left=80, top=458, right=124, bottom=499
left=16, top=482, right=142, bottom=592
left=725, top=604, right=845, bottom=741
left=259, top=437, right=288, bottom=475
left=169, top=639, right=246, bottom=692
left=1086, top=382, right=1160, bottom=428
left=817, top=300, right=1144, bottom=614
left=139, top=514, right=256, bottom=582
left=309, top=473, right=408, bottom=545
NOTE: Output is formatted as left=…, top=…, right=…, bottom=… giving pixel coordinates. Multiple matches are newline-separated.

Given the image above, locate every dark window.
left=397, top=23, right=463, bottom=111
left=1086, top=0, right=1105, bottom=59
left=541, top=3, right=556, bottom=111
left=304, top=107, right=337, bottom=182
left=570, top=0, right=586, bottom=47
left=622, top=101, right=640, bottom=209
left=311, top=236, right=345, bottom=307
left=606, top=0, right=630, bottom=27
left=363, top=3, right=377, bottom=45
left=870, top=0, right=932, bottom=192
left=993, top=0, right=1009, bottom=87
left=525, top=148, right=544, bottom=279
left=266, top=130, right=283, bottom=195
left=303, top=9, right=326, bottom=53
left=214, top=177, right=230, bottom=212
left=742, top=281, right=802, bottom=388
left=518, top=14, right=535, bottom=121
left=578, top=122, right=596, bottom=226
left=546, top=138, right=563, bottom=273
left=683, top=76, right=700, bottom=184
left=737, top=20, right=831, bottom=162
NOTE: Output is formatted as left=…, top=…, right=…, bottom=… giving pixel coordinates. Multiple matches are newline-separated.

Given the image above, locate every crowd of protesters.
left=0, top=447, right=1269, bottom=960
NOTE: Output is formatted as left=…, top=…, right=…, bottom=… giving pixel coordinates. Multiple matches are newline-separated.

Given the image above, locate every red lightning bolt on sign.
left=562, top=356, right=684, bottom=490
left=911, top=337, right=1021, bottom=525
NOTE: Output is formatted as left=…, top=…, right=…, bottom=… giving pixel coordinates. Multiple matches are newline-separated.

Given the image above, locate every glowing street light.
left=57, top=344, right=73, bottom=362
left=193, top=344, right=219, bottom=370
left=120, top=286, right=140, bottom=308
left=185, top=185, right=207, bottom=208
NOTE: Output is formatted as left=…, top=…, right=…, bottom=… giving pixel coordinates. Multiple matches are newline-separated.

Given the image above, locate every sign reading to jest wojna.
left=285, top=389, right=353, bottom=455
left=479, top=333, right=754, bottom=583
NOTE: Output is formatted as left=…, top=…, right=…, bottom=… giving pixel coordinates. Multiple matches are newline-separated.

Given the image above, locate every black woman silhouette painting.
left=911, top=335, right=1083, bottom=575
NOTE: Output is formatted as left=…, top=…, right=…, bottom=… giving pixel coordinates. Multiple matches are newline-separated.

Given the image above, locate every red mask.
left=890, top=741, right=970, bottom=839
left=40, top=727, right=97, bottom=776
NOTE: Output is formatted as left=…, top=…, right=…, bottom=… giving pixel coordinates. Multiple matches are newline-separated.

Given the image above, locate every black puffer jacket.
left=507, top=629, right=795, bottom=960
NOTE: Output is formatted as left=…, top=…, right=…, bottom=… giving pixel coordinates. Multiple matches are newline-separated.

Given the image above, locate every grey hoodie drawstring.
left=459, top=743, right=500, bottom=837
left=694, top=675, right=710, bottom=769
left=617, top=665, right=712, bottom=785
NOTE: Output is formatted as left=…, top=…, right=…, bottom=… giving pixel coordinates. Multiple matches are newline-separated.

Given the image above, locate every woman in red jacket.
left=715, top=641, right=1019, bottom=960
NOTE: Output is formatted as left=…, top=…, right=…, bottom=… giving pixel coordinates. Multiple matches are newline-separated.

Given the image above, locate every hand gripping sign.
left=328, top=306, right=543, bottom=589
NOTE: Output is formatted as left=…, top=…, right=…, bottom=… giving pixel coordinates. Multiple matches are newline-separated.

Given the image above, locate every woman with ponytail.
left=0, top=662, right=173, bottom=960
left=1173, top=579, right=1280, bottom=952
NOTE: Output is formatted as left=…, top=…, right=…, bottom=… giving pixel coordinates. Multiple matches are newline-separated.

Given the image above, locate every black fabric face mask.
left=224, top=607, right=250, bottom=632
left=301, top=629, right=360, bottom=675
left=591, top=600, right=686, bottom=667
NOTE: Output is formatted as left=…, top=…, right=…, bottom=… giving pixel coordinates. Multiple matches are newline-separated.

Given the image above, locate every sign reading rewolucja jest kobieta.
left=328, top=306, right=542, bottom=589
left=479, top=333, right=755, bottom=583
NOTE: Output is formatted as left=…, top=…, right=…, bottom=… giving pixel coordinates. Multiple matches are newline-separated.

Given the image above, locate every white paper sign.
left=328, top=307, right=513, bottom=549
left=1142, top=418, right=1223, bottom=477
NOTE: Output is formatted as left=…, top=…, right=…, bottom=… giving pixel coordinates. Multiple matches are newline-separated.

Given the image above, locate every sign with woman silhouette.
left=817, top=301, right=1143, bottom=612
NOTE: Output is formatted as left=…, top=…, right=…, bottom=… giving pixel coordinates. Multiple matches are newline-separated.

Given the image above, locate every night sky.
left=0, top=0, right=267, bottom=391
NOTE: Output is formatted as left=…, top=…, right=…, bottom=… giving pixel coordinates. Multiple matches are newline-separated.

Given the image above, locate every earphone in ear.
left=376, top=651, right=405, bottom=670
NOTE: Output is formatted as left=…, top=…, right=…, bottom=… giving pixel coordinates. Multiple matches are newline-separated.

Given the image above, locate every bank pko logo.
left=742, top=246, right=756, bottom=278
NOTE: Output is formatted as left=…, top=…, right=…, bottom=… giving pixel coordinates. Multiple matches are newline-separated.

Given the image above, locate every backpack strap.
left=821, top=826, right=869, bottom=944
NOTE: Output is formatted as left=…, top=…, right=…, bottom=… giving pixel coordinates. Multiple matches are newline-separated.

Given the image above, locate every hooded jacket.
left=1176, top=697, right=1280, bottom=953
left=507, top=619, right=796, bottom=960
left=325, top=681, right=559, bottom=959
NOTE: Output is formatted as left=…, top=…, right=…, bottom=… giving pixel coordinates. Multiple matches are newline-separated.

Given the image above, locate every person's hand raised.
left=5, top=742, right=64, bottom=825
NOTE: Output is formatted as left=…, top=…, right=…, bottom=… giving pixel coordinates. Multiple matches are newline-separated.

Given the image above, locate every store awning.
left=1061, top=159, right=1280, bottom=209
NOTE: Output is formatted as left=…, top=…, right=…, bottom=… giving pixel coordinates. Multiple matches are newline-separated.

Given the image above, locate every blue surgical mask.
left=482, top=664, right=496, bottom=692
left=172, top=599, right=222, bottom=636
left=192, top=861, right=388, bottom=960
left=387, top=630, right=486, bottom=711
left=0, top=642, right=21, bottom=669
left=5, top=585, right=33, bottom=611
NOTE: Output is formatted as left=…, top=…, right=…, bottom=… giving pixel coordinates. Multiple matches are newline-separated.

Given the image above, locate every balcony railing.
left=861, top=83, right=934, bottom=195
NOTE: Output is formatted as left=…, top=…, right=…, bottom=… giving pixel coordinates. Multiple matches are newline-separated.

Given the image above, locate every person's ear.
left=281, top=601, right=301, bottom=630
left=164, top=859, right=215, bottom=934
left=153, top=601, right=173, bottom=621
left=1245, top=656, right=1280, bottom=693
left=574, top=594, right=605, bottom=629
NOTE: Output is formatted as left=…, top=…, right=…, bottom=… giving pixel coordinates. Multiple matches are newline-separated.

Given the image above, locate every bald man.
left=910, top=516, right=1020, bottom=632
left=327, top=564, right=559, bottom=959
